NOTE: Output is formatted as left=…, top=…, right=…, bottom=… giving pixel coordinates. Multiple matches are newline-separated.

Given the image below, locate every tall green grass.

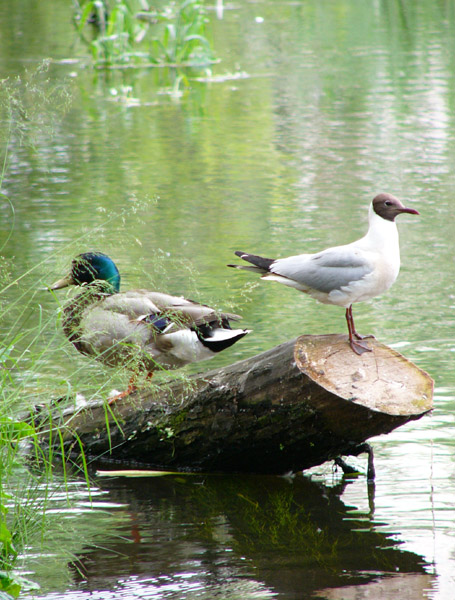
left=0, top=205, right=155, bottom=596
left=0, top=261, right=58, bottom=596
left=0, top=62, right=83, bottom=598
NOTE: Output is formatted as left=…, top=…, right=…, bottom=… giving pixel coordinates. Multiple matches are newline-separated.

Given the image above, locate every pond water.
left=1, top=0, right=454, bottom=598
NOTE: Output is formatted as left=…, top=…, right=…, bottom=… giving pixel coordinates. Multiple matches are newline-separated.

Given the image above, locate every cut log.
left=39, top=334, right=433, bottom=475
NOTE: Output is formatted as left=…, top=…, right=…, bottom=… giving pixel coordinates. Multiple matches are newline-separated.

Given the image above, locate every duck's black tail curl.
left=195, top=324, right=250, bottom=353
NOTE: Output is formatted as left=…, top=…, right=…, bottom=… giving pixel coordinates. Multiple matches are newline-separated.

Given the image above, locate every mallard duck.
left=228, top=194, right=419, bottom=355
left=50, top=252, right=250, bottom=399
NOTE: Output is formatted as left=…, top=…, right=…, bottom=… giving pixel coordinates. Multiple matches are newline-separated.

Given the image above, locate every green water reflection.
left=29, top=471, right=432, bottom=599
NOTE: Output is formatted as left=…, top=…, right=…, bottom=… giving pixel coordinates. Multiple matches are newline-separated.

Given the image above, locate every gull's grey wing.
left=270, top=247, right=374, bottom=293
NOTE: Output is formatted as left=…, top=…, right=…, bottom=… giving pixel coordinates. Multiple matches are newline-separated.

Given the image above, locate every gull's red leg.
left=350, top=305, right=375, bottom=341
left=345, top=306, right=372, bottom=355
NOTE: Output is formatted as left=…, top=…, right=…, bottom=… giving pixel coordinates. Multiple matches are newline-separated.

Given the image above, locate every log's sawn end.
left=293, top=334, right=433, bottom=417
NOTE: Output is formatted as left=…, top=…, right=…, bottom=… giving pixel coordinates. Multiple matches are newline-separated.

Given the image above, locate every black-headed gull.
left=228, top=193, right=419, bottom=355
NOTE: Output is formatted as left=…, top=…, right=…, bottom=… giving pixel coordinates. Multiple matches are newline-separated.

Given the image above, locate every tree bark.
left=40, top=334, right=433, bottom=475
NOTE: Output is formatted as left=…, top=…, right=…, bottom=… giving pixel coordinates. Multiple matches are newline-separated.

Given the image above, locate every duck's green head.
left=50, top=252, right=121, bottom=293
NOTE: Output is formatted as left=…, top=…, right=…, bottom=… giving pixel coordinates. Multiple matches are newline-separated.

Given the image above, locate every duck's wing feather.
left=270, top=247, right=374, bottom=293
left=100, top=291, right=160, bottom=318
left=141, top=291, right=241, bottom=321
left=98, top=290, right=240, bottom=329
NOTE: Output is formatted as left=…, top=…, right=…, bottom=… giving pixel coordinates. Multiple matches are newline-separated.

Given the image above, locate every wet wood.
left=39, top=334, right=433, bottom=475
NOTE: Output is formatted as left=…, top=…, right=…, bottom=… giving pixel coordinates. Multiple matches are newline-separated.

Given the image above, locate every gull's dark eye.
left=384, top=200, right=393, bottom=206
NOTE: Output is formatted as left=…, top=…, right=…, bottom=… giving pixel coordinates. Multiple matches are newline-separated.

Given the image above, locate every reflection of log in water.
left=40, top=335, right=433, bottom=475
left=69, top=472, right=432, bottom=597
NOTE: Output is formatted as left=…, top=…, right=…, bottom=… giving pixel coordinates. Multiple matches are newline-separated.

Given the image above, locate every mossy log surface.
left=40, top=334, right=433, bottom=474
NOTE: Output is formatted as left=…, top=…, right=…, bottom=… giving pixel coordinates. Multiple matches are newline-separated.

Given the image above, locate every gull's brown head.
left=372, top=193, right=419, bottom=222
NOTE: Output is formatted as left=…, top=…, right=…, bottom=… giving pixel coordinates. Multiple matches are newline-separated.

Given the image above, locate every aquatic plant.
left=149, top=0, right=216, bottom=66
left=75, top=0, right=144, bottom=65
left=75, top=0, right=216, bottom=68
